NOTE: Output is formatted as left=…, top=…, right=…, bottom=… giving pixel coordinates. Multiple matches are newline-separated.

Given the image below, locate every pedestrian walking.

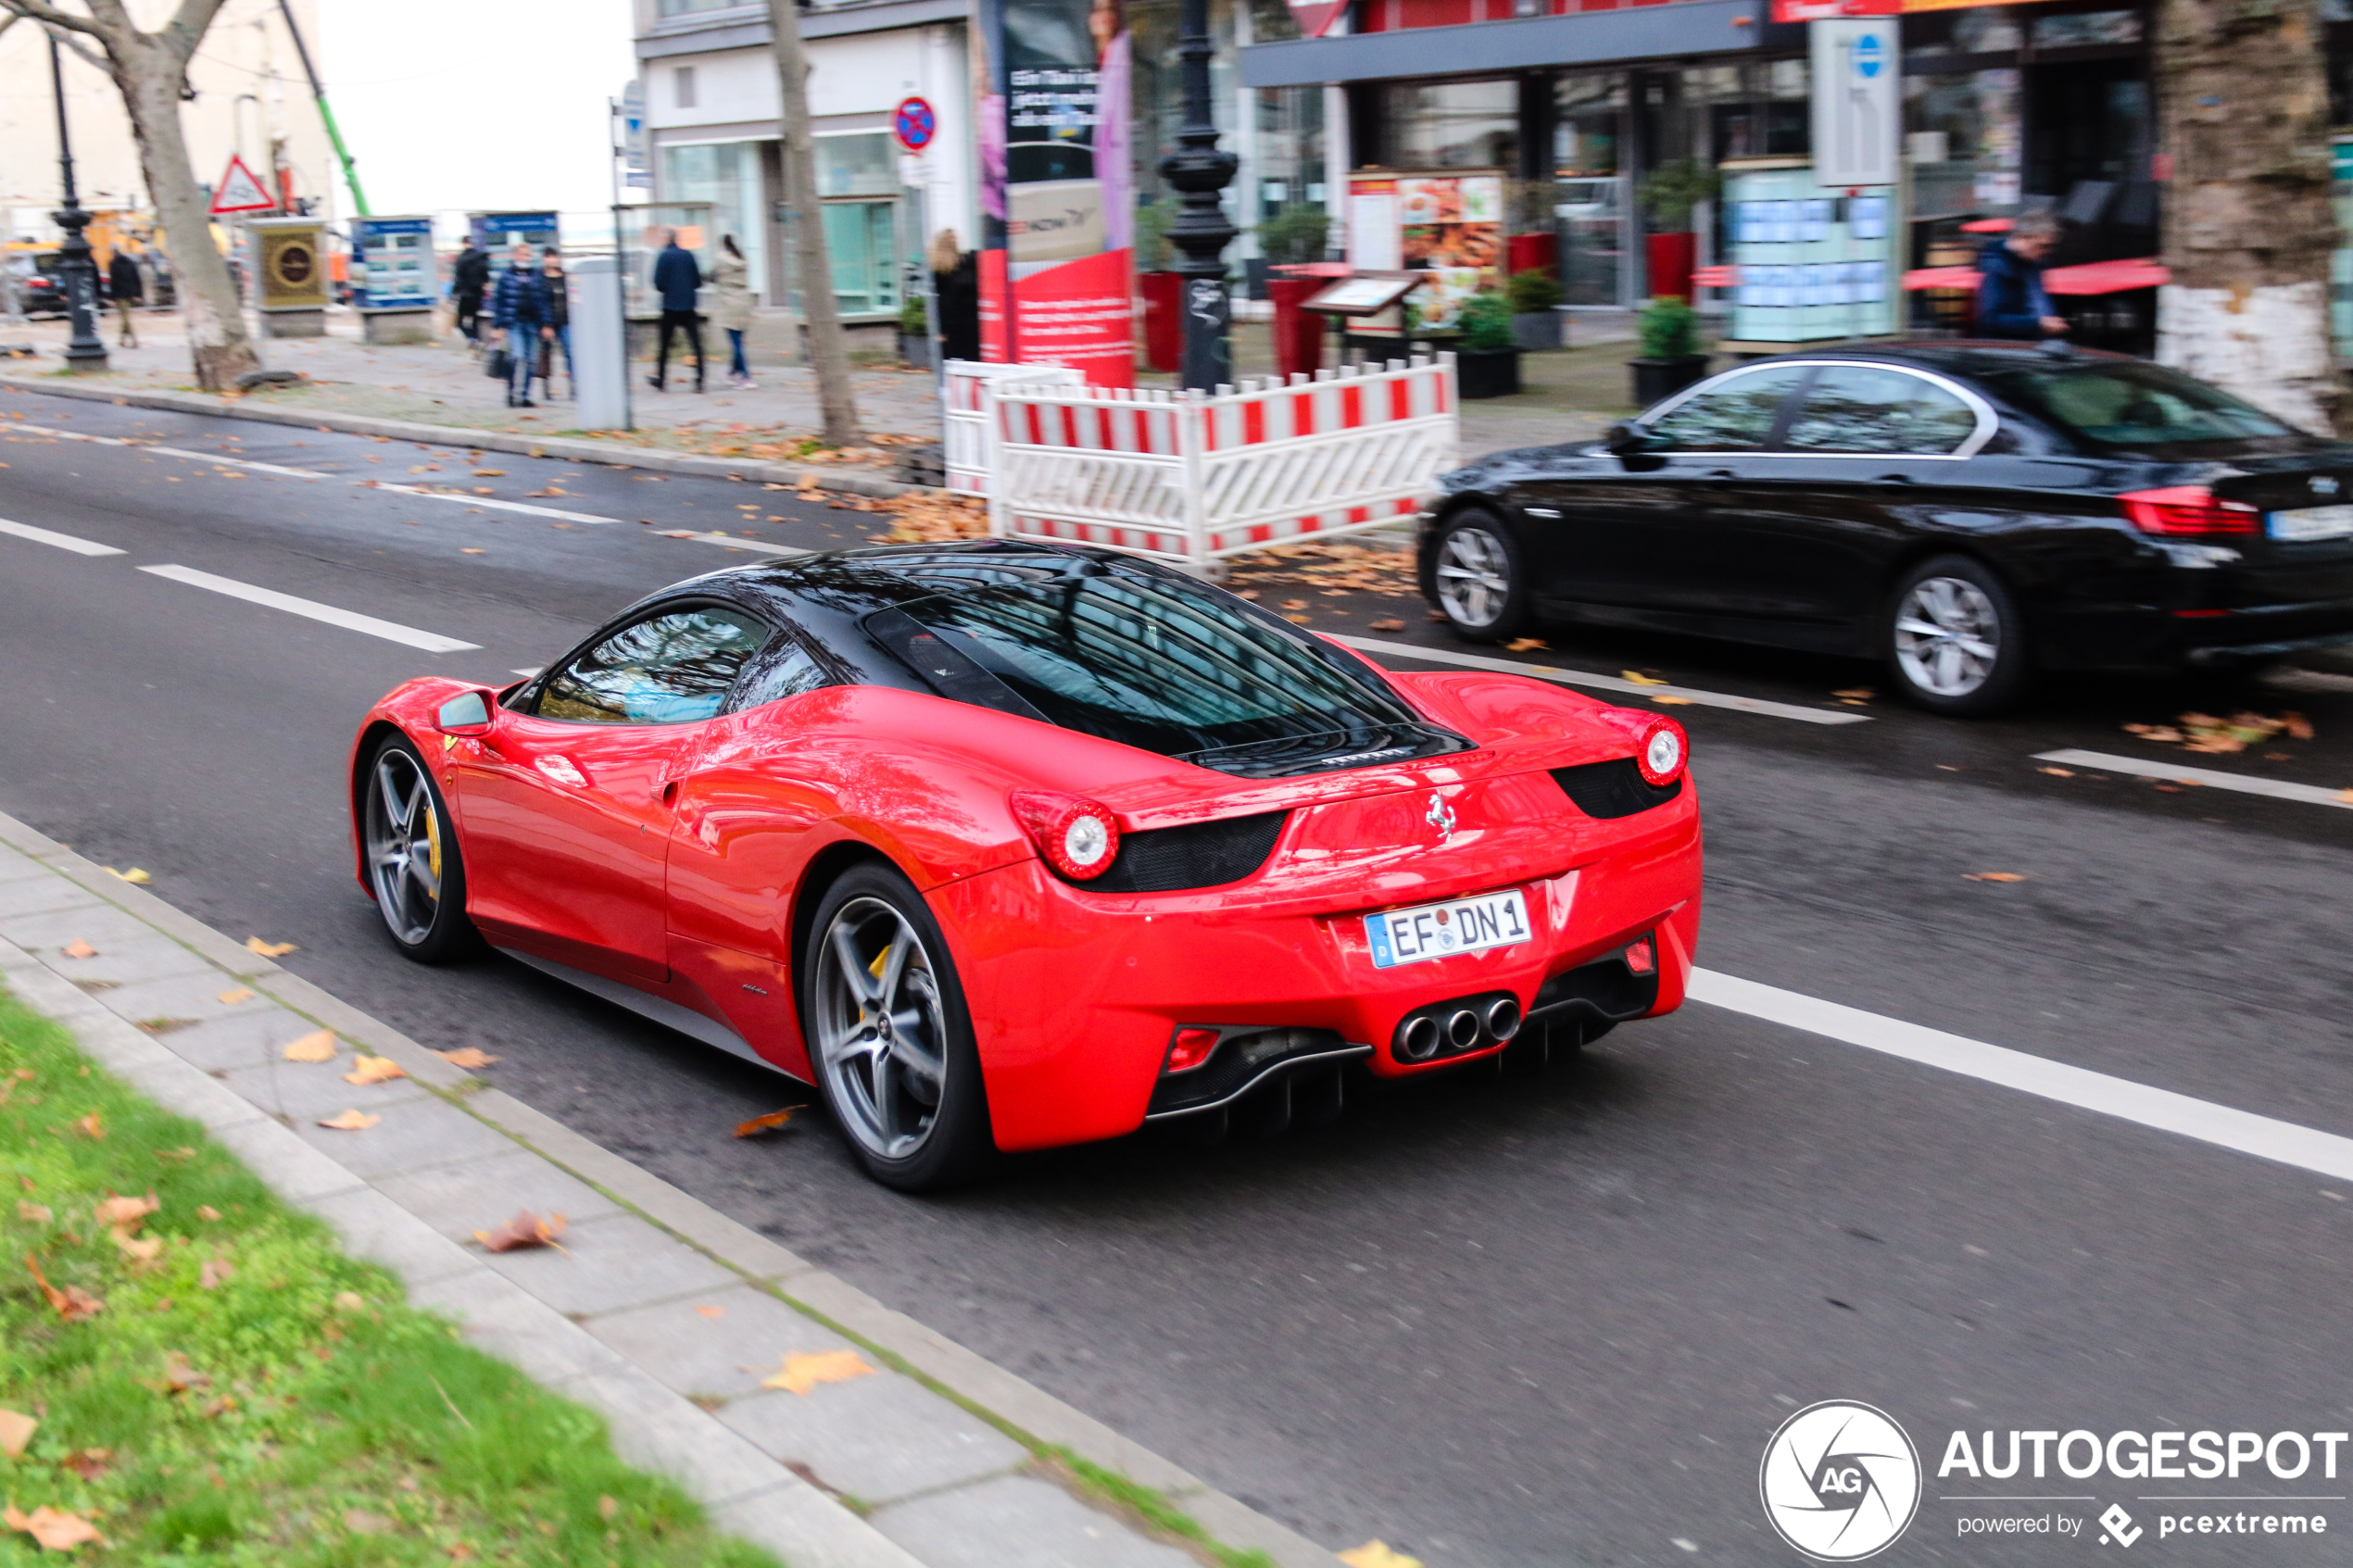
left=106, top=248, right=143, bottom=347
left=930, top=229, right=979, bottom=362
left=537, top=246, right=573, bottom=401
left=711, top=234, right=756, bottom=389
left=1976, top=210, right=2069, bottom=341
left=491, top=242, right=555, bottom=408
left=451, top=237, right=491, bottom=345
left=648, top=228, right=705, bottom=393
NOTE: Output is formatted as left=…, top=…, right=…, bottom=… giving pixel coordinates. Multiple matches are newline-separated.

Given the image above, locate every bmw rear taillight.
left=1010, top=790, right=1121, bottom=880
left=2118, top=486, right=2259, bottom=537
left=1633, top=716, right=1688, bottom=787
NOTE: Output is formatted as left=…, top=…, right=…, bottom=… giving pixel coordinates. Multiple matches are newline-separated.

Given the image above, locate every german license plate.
left=1365, top=889, right=1531, bottom=969
left=2270, top=505, right=2353, bottom=542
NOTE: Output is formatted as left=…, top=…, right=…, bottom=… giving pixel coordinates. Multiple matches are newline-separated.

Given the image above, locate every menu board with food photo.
left=1347, top=170, right=1504, bottom=336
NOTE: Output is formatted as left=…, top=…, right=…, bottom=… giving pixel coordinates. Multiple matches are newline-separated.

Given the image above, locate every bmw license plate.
left=2270, top=505, right=2353, bottom=542
left=1365, top=889, right=1531, bottom=969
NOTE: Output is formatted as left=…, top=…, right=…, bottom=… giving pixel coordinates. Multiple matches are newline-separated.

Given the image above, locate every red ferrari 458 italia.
left=350, top=542, right=1702, bottom=1189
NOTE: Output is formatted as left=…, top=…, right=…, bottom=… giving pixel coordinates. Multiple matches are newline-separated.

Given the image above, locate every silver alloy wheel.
left=812, top=897, right=949, bottom=1161
left=1894, top=575, right=2002, bottom=697
left=1435, top=525, right=1512, bottom=629
left=364, top=748, right=443, bottom=946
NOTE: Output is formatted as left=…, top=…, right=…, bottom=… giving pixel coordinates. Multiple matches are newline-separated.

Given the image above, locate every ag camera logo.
left=1761, top=1400, right=1922, bottom=1561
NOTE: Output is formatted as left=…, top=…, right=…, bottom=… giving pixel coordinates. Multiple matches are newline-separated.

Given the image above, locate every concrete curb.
left=0, top=805, right=1346, bottom=1568
left=0, top=373, right=928, bottom=500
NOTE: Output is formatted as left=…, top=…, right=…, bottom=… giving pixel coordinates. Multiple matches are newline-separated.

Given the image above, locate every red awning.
left=2045, top=257, right=2169, bottom=295
left=1903, top=265, right=1982, bottom=291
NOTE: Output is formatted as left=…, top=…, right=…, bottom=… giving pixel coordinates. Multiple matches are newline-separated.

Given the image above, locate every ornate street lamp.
left=48, top=32, right=107, bottom=373
left=1157, top=0, right=1236, bottom=391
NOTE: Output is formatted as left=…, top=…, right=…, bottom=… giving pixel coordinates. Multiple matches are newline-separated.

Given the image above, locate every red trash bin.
left=1267, top=277, right=1324, bottom=380
left=1139, top=273, right=1181, bottom=373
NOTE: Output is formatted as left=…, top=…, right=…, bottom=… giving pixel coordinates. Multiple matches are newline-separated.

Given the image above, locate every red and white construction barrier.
left=942, top=361, right=1081, bottom=495
left=942, top=356, right=1459, bottom=566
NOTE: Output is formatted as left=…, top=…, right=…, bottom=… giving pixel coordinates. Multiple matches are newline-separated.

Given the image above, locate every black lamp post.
left=48, top=33, right=107, bottom=373
left=1157, top=0, right=1236, bottom=391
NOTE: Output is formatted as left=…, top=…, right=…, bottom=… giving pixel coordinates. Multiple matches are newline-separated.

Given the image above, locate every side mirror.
left=1604, top=420, right=1653, bottom=456
left=435, top=690, right=493, bottom=735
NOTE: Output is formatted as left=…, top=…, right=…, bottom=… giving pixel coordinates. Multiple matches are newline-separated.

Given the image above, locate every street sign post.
left=893, top=96, right=937, bottom=155
left=209, top=155, right=276, bottom=217
left=1809, top=19, right=1900, bottom=189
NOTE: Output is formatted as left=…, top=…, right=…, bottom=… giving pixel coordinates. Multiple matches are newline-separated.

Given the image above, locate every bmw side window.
left=1784, top=367, right=1980, bottom=455
left=1644, top=366, right=1812, bottom=452
left=536, top=608, right=770, bottom=724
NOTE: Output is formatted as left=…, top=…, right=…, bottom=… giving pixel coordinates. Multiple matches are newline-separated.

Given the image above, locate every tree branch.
left=161, top=0, right=229, bottom=63
left=0, top=0, right=116, bottom=45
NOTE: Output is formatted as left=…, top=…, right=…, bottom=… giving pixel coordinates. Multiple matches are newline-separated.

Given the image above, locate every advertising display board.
left=350, top=215, right=434, bottom=312
left=469, top=211, right=561, bottom=254
left=975, top=0, right=1135, bottom=386
left=249, top=217, right=330, bottom=311
left=1344, top=170, right=1503, bottom=338
left=1724, top=161, right=1899, bottom=345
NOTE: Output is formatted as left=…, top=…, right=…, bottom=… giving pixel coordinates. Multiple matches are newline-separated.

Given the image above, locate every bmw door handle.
left=1875, top=473, right=1913, bottom=485
left=1524, top=506, right=1562, bottom=519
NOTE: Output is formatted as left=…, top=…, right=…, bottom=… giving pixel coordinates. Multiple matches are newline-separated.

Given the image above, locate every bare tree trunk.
left=1, top=0, right=258, bottom=393
left=2155, top=0, right=2340, bottom=433
left=767, top=0, right=862, bottom=445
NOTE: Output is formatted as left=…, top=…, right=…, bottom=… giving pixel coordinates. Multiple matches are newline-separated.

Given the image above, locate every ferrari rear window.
left=869, top=566, right=1467, bottom=777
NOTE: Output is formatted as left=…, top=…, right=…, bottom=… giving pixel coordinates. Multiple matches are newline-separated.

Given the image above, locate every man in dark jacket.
left=451, top=239, right=491, bottom=343
left=649, top=229, right=704, bottom=392
left=490, top=243, right=555, bottom=408
left=106, top=249, right=143, bottom=347
left=1975, top=210, right=2067, bottom=341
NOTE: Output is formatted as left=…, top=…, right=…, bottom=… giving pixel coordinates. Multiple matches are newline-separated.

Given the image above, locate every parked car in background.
left=1418, top=344, right=2353, bottom=713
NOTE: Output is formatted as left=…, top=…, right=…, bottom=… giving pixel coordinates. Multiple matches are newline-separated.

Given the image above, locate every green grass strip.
left=0, top=984, right=782, bottom=1566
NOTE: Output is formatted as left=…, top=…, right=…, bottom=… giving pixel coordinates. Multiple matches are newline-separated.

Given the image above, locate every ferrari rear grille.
left=1549, top=759, right=1682, bottom=820
left=1088, top=810, right=1290, bottom=893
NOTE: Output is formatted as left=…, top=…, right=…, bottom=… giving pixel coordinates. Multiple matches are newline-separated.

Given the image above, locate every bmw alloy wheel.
left=364, top=746, right=445, bottom=946
left=1893, top=575, right=2002, bottom=698
left=1435, top=525, right=1513, bottom=631
left=812, top=897, right=950, bottom=1160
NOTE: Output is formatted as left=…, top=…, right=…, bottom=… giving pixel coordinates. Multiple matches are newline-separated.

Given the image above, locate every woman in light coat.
left=711, top=234, right=757, bottom=388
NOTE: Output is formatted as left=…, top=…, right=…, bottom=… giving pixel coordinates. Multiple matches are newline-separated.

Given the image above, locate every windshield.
left=868, top=565, right=1466, bottom=777
left=1983, top=359, right=2301, bottom=453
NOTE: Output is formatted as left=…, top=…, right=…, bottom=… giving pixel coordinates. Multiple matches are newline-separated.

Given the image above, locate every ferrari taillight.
left=2118, top=486, right=2259, bottom=537
left=1010, top=790, right=1122, bottom=881
left=1165, top=1027, right=1221, bottom=1073
left=1634, top=716, right=1688, bottom=787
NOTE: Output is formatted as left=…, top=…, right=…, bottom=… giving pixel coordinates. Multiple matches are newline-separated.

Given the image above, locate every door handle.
left=1876, top=473, right=1913, bottom=485
left=1706, top=469, right=1738, bottom=479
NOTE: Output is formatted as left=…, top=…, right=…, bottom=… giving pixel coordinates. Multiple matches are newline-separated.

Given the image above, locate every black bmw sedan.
left=1415, top=344, right=2353, bottom=713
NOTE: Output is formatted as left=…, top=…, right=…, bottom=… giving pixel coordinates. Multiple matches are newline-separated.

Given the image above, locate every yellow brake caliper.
left=424, top=807, right=443, bottom=900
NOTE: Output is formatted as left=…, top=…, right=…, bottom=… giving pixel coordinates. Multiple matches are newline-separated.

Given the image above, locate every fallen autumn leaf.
left=1619, top=670, right=1667, bottom=685
left=1368, top=618, right=1405, bottom=632
left=1339, top=1542, right=1424, bottom=1568
left=3, top=1504, right=102, bottom=1551
left=282, top=1030, right=338, bottom=1063
left=434, top=1047, right=499, bottom=1068
left=696, top=1304, right=726, bottom=1319
left=17, top=1200, right=50, bottom=1223
left=473, top=1210, right=567, bottom=1253
left=1964, top=872, right=2032, bottom=883
left=733, top=1108, right=802, bottom=1138
left=343, top=1054, right=407, bottom=1085
left=0, top=1407, right=35, bottom=1458
left=59, top=940, right=96, bottom=960
left=216, top=988, right=253, bottom=1005
left=106, top=867, right=151, bottom=884
left=245, top=936, right=296, bottom=957
left=761, top=1348, right=878, bottom=1397
left=318, top=1110, right=381, bottom=1131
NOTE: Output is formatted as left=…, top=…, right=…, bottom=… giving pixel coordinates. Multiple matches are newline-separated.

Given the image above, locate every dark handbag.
left=485, top=347, right=512, bottom=381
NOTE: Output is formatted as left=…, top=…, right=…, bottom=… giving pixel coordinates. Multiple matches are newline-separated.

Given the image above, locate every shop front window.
left=824, top=201, right=901, bottom=317
left=661, top=142, right=768, bottom=302
left=1254, top=86, right=1327, bottom=230
left=816, top=132, right=899, bottom=197
left=1378, top=79, right=1517, bottom=170
left=1554, top=71, right=1625, bottom=307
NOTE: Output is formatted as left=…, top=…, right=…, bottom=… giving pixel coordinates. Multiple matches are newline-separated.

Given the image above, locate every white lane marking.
left=147, top=445, right=330, bottom=480
left=0, top=517, right=126, bottom=557
left=673, top=531, right=810, bottom=558
left=138, top=564, right=480, bottom=652
left=371, top=483, right=617, bottom=524
left=2033, top=748, right=2353, bottom=810
left=5, top=420, right=125, bottom=445
left=510, top=667, right=542, bottom=677
left=1691, top=968, right=2353, bottom=1183
left=1337, top=634, right=1869, bottom=725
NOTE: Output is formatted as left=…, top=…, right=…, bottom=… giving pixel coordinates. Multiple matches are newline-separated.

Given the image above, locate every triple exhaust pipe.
left=1394, top=994, right=1521, bottom=1062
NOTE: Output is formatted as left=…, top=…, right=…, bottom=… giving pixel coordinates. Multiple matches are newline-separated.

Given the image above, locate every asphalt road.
left=5, top=389, right=2352, bottom=1567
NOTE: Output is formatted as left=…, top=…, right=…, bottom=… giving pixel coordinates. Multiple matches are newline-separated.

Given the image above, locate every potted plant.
left=1635, top=157, right=1719, bottom=305
left=1453, top=289, right=1521, bottom=399
left=1628, top=295, right=1707, bottom=407
left=1504, top=267, right=1563, bottom=351
left=898, top=294, right=934, bottom=370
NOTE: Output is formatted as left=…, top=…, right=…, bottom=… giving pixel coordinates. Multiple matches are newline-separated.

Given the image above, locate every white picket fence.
left=940, top=356, right=1460, bottom=567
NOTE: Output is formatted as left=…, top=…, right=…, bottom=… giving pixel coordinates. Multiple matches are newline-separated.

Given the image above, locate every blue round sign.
left=893, top=96, right=937, bottom=154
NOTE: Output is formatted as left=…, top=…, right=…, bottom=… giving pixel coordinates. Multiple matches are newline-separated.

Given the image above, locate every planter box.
left=1510, top=311, right=1559, bottom=351
left=1629, top=354, right=1708, bottom=408
left=899, top=331, right=936, bottom=370
left=1458, top=347, right=1522, bottom=399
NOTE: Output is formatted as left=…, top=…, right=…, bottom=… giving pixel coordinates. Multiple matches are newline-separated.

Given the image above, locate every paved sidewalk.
left=0, top=804, right=1345, bottom=1568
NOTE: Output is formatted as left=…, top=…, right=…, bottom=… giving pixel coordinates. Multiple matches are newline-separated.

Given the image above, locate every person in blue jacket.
left=490, top=243, right=555, bottom=408
left=649, top=229, right=705, bottom=393
left=1976, top=209, right=2068, bottom=341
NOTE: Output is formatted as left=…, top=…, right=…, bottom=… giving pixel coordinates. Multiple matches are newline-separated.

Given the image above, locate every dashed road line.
left=0, top=517, right=125, bottom=557
left=2033, top=748, right=2353, bottom=810
left=1338, top=634, right=1870, bottom=725
left=147, top=445, right=332, bottom=479
left=667, top=531, right=811, bottom=557
left=370, top=483, right=618, bottom=524
left=1692, top=968, right=2353, bottom=1183
left=5, top=420, right=127, bottom=445
left=138, top=565, right=480, bottom=653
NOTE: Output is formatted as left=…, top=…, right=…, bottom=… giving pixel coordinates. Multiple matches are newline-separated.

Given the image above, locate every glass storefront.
left=661, top=142, right=769, bottom=302
left=1554, top=71, right=1624, bottom=307
left=1375, top=79, right=1518, bottom=170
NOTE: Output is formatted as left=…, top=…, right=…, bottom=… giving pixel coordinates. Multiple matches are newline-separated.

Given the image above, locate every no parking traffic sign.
left=893, top=97, right=937, bottom=155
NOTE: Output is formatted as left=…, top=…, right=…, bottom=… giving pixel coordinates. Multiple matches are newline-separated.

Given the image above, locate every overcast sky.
left=315, top=0, right=639, bottom=232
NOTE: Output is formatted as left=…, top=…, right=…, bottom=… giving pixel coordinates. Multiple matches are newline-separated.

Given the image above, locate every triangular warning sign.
left=209, top=155, right=276, bottom=216
left=1287, top=0, right=1348, bottom=36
